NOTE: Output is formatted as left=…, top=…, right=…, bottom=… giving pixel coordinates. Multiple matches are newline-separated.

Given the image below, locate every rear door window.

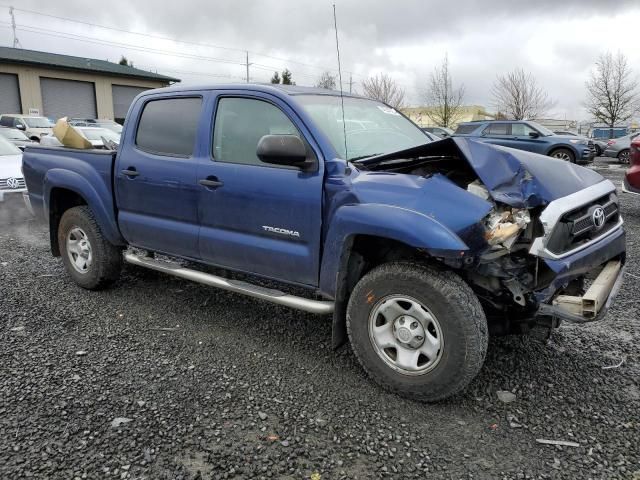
left=135, top=97, right=202, bottom=157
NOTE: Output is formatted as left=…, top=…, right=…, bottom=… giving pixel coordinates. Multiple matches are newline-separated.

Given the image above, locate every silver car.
left=602, top=132, right=640, bottom=164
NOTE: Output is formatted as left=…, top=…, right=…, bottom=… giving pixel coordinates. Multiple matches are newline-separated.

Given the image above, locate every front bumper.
left=534, top=226, right=626, bottom=323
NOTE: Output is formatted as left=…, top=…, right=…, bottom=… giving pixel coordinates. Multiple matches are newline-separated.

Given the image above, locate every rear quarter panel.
left=22, top=146, right=124, bottom=245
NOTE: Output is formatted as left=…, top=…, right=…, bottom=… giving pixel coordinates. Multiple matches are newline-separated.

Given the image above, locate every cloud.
left=6, top=0, right=640, bottom=120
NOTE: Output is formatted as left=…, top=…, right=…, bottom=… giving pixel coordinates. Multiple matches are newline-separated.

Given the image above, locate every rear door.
left=115, top=94, right=204, bottom=258
left=196, top=92, right=324, bottom=286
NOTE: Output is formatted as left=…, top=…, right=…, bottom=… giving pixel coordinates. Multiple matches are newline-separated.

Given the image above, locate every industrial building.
left=0, top=47, right=179, bottom=123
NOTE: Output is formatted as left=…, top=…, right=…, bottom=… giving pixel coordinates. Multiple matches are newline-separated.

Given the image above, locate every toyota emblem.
left=6, top=177, right=20, bottom=189
left=591, top=206, right=605, bottom=231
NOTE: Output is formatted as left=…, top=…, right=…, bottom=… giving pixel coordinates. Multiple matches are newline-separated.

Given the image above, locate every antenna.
left=9, top=6, right=22, bottom=48
left=333, top=4, right=348, bottom=160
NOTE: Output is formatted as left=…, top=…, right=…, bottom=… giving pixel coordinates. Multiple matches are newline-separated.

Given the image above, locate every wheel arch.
left=45, top=169, right=125, bottom=257
left=320, top=204, right=471, bottom=349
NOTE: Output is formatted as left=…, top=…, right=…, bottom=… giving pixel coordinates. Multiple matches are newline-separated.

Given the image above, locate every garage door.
left=113, top=85, right=150, bottom=121
left=41, top=77, right=97, bottom=121
left=0, top=73, right=21, bottom=114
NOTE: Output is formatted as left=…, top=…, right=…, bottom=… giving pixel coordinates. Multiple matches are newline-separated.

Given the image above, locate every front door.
left=115, top=95, right=204, bottom=258
left=196, top=93, right=324, bottom=286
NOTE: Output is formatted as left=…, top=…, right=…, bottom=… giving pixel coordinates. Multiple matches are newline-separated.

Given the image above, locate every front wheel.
left=58, top=206, right=122, bottom=289
left=346, top=262, right=488, bottom=402
left=550, top=148, right=575, bottom=163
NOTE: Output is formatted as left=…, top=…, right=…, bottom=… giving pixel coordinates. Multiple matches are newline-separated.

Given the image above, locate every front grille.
left=0, top=177, right=26, bottom=191
left=546, top=193, right=620, bottom=255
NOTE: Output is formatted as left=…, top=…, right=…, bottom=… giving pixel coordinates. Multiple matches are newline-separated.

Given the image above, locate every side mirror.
left=257, top=134, right=310, bottom=169
left=15, top=123, right=26, bottom=131
left=529, top=131, right=540, bottom=138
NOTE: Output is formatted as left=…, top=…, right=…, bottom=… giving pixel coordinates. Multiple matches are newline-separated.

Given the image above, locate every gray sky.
left=2, top=0, right=639, bottom=120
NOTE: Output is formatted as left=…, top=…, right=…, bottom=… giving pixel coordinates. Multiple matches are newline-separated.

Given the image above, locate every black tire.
left=346, top=262, right=488, bottom=402
left=549, top=148, right=575, bottom=163
left=618, top=149, right=630, bottom=164
left=58, top=206, right=122, bottom=289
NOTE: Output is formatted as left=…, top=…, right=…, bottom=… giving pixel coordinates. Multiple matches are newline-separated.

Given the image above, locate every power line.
left=0, top=4, right=363, bottom=79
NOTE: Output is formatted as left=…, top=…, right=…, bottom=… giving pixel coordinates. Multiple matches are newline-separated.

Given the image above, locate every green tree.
left=270, top=71, right=281, bottom=84
left=119, top=55, right=133, bottom=67
left=281, top=69, right=294, bottom=85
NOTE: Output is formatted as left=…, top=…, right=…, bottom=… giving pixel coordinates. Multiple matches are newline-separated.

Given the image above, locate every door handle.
left=199, top=177, right=224, bottom=188
left=121, top=168, right=139, bottom=177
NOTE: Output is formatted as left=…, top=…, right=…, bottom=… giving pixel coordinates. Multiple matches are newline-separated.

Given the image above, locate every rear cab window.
left=135, top=97, right=202, bottom=157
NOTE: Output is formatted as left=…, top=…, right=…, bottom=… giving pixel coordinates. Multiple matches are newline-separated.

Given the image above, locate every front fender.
left=318, top=203, right=469, bottom=297
left=44, top=168, right=125, bottom=246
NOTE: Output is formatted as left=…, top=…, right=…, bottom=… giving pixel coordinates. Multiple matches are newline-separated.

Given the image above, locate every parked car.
left=0, top=114, right=53, bottom=142
left=0, top=135, right=26, bottom=206
left=23, top=84, right=626, bottom=401
left=420, top=129, right=441, bottom=141
left=455, top=120, right=595, bottom=164
left=0, top=127, right=36, bottom=151
left=40, top=127, right=121, bottom=149
left=422, top=126, right=454, bottom=138
left=602, top=132, right=640, bottom=164
left=69, top=118, right=123, bottom=135
left=622, top=137, right=640, bottom=195
left=554, top=130, right=606, bottom=156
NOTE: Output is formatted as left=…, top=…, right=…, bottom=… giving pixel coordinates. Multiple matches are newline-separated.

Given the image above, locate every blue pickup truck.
left=22, top=84, right=625, bottom=401
left=454, top=120, right=596, bottom=164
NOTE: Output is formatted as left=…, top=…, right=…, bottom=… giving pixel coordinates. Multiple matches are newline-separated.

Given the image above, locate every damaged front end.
left=354, top=137, right=626, bottom=335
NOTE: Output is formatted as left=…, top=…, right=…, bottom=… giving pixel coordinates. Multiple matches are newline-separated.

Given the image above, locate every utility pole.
left=9, top=6, right=22, bottom=49
left=349, top=73, right=353, bottom=93
left=245, top=51, right=251, bottom=83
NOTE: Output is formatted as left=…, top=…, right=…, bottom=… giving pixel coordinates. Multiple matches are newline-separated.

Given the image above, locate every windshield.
left=296, top=95, right=428, bottom=160
left=79, top=128, right=121, bottom=142
left=23, top=117, right=53, bottom=128
left=0, top=128, right=29, bottom=141
left=528, top=121, right=555, bottom=136
left=0, top=135, right=21, bottom=155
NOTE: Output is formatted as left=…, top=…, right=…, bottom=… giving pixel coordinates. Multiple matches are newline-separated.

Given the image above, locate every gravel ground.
left=1, top=159, right=638, bottom=479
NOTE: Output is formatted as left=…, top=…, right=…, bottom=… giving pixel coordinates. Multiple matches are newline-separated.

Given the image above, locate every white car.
left=40, top=127, right=120, bottom=149
left=0, top=135, right=26, bottom=205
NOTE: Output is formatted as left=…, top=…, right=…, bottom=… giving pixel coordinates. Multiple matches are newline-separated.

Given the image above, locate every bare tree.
left=361, top=73, right=405, bottom=109
left=316, top=71, right=337, bottom=90
left=491, top=68, right=554, bottom=120
left=585, top=51, right=638, bottom=133
left=423, top=54, right=465, bottom=128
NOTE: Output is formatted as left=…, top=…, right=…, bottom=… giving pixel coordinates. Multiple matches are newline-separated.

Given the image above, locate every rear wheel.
left=550, top=148, right=575, bottom=163
left=618, top=149, right=630, bottom=164
left=346, top=262, right=488, bottom=402
left=58, top=206, right=122, bottom=289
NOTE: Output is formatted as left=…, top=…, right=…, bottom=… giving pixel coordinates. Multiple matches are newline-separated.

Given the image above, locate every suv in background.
left=422, top=126, right=454, bottom=138
left=454, top=120, right=595, bottom=164
left=0, top=114, right=53, bottom=142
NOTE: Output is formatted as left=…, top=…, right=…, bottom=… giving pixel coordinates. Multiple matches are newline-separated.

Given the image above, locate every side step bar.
left=123, top=252, right=335, bottom=315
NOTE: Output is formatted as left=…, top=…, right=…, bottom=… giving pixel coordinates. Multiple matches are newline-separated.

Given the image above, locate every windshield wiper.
left=349, top=153, right=383, bottom=162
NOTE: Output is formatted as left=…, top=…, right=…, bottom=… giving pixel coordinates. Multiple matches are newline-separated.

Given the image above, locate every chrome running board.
left=123, top=252, right=334, bottom=315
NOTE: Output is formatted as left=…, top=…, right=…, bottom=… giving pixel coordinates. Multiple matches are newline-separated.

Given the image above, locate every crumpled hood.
left=356, top=137, right=604, bottom=208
